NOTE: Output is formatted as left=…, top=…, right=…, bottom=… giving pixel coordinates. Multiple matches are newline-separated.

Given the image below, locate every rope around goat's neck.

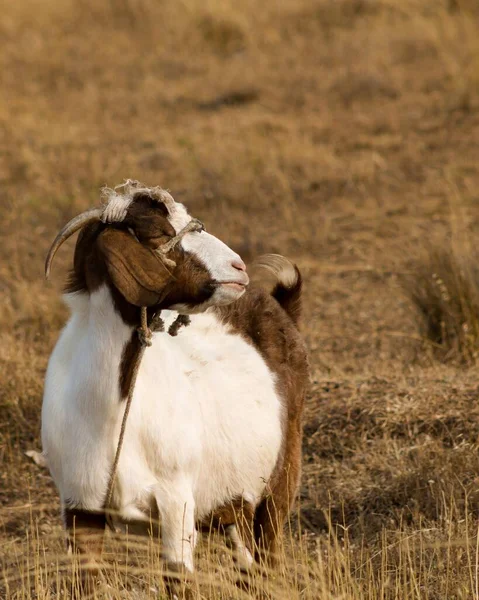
left=104, top=307, right=190, bottom=529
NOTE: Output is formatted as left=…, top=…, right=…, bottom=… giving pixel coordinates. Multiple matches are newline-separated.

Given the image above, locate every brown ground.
left=2, top=0, right=479, bottom=598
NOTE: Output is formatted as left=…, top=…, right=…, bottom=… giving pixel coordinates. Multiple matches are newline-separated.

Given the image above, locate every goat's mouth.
left=217, top=281, right=248, bottom=292
left=217, top=281, right=248, bottom=293
left=221, top=282, right=247, bottom=291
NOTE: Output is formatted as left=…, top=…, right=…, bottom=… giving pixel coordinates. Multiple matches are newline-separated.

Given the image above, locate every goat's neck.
left=65, top=285, right=135, bottom=409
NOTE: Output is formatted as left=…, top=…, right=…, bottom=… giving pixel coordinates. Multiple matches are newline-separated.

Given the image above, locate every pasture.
left=2, top=0, right=479, bottom=597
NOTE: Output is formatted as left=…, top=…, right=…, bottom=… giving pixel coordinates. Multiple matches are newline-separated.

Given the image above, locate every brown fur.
left=272, top=265, right=303, bottom=326
left=59, top=191, right=308, bottom=571
left=64, top=195, right=215, bottom=326
left=63, top=195, right=217, bottom=401
left=98, top=228, right=173, bottom=307
left=215, top=283, right=309, bottom=563
left=202, top=495, right=256, bottom=555
left=119, top=332, right=143, bottom=399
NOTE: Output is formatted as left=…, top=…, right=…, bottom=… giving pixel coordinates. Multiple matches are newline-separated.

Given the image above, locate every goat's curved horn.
left=45, top=208, right=103, bottom=279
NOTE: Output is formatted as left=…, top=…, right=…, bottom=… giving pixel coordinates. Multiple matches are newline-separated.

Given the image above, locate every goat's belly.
left=125, top=316, right=285, bottom=520
left=117, top=388, right=283, bottom=521
left=193, top=387, right=283, bottom=519
left=115, top=372, right=283, bottom=522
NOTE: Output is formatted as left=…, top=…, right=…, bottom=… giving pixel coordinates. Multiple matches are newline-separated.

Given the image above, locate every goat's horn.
left=45, top=208, right=103, bottom=279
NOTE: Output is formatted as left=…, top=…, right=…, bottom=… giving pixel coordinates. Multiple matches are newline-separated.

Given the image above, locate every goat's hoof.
left=163, top=562, right=193, bottom=600
left=72, top=576, right=99, bottom=600
left=69, top=562, right=103, bottom=600
left=164, top=579, right=193, bottom=600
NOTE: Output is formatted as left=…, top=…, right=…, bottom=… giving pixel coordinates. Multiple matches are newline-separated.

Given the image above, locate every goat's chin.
left=212, top=283, right=247, bottom=305
left=170, top=284, right=246, bottom=314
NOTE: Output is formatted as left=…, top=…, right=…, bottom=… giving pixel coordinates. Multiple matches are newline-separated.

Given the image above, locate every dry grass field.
left=2, top=0, right=479, bottom=597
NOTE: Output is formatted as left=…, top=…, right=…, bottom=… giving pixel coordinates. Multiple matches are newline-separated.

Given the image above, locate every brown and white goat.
left=41, top=181, right=308, bottom=590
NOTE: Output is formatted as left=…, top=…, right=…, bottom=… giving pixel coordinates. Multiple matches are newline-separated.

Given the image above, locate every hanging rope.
left=100, top=216, right=202, bottom=528
left=103, top=308, right=190, bottom=530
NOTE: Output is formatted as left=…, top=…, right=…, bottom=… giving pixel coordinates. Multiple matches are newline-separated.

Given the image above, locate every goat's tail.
left=252, top=254, right=302, bottom=326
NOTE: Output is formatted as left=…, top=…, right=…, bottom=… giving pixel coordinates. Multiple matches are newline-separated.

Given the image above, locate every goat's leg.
left=224, top=497, right=255, bottom=572
left=154, top=477, right=196, bottom=598
left=226, top=524, right=254, bottom=572
left=64, top=507, right=106, bottom=596
left=253, top=417, right=302, bottom=566
left=206, top=495, right=255, bottom=571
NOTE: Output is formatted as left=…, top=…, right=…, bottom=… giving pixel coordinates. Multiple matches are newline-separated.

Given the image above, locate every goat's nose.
left=232, top=258, right=247, bottom=272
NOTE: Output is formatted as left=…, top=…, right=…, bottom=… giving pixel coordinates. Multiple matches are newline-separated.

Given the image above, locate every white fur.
left=254, top=254, right=297, bottom=287
left=99, top=184, right=248, bottom=310
left=100, top=181, right=175, bottom=224
left=172, top=227, right=250, bottom=312
left=181, top=231, right=245, bottom=284
left=101, top=192, right=132, bottom=223
left=164, top=200, right=190, bottom=233
left=42, top=286, right=282, bottom=571
left=164, top=200, right=249, bottom=311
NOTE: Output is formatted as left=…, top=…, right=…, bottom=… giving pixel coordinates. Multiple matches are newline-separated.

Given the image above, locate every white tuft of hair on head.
left=100, top=192, right=132, bottom=223
left=101, top=180, right=179, bottom=224
left=101, top=180, right=136, bottom=223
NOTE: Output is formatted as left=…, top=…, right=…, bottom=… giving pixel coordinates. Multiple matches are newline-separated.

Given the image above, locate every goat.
left=41, top=180, right=308, bottom=593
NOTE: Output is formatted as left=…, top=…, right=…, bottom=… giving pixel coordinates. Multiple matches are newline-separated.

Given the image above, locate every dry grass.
left=404, top=242, right=479, bottom=363
left=3, top=0, right=479, bottom=597
left=3, top=509, right=479, bottom=599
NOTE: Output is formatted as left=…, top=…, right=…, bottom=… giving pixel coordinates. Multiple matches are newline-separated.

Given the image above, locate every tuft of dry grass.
left=404, top=243, right=479, bottom=363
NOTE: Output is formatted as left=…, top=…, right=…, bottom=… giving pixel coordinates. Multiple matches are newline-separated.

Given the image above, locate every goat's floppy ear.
left=97, top=228, right=172, bottom=306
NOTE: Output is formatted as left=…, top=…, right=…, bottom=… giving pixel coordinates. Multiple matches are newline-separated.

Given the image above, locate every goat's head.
left=45, top=181, right=249, bottom=320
